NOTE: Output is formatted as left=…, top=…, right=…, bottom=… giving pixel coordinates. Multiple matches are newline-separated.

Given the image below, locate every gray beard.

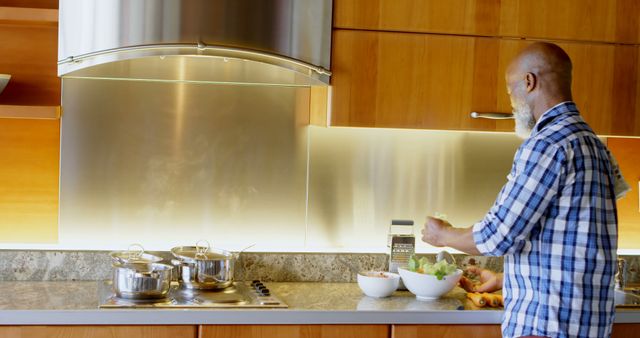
left=513, top=105, right=536, bottom=139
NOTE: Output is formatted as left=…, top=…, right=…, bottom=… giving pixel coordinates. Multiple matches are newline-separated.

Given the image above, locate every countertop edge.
left=0, top=309, right=505, bottom=325
left=1, top=309, right=638, bottom=325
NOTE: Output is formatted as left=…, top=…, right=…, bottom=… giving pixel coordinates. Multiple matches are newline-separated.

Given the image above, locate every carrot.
left=466, top=292, right=486, bottom=307
left=480, top=293, right=503, bottom=307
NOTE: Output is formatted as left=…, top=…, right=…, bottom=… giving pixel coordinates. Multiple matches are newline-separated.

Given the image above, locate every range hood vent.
left=58, top=0, right=332, bottom=86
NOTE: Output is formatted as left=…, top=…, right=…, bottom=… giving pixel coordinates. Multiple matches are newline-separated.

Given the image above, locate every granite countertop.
left=0, top=281, right=639, bottom=325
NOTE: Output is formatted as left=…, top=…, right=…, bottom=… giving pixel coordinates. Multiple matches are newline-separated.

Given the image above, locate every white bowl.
left=357, top=271, right=400, bottom=298
left=398, top=267, right=463, bottom=301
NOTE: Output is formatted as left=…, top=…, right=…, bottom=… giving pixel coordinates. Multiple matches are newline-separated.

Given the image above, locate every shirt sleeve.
left=472, top=140, right=567, bottom=256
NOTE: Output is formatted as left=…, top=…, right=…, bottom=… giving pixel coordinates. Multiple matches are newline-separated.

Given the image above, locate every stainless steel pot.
left=171, top=242, right=236, bottom=290
left=112, top=262, right=173, bottom=299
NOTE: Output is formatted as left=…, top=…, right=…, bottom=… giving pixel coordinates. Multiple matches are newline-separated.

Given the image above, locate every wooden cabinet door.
left=392, top=324, right=501, bottom=338
left=334, top=0, right=640, bottom=44
left=331, top=29, right=511, bottom=132
left=333, top=0, right=500, bottom=36
left=332, top=29, right=640, bottom=135
left=612, top=324, right=640, bottom=338
left=496, top=40, right=640, bottom=136
left=200, top=325, right=389, bottom=338
left=499, top=0, right=640, bottom=44
left=0, top=326, right=197, bottom=338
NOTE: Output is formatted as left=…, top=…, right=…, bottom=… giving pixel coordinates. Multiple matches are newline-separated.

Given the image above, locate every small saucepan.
left=112, top=262, right=173, bottom=299
left=171, top=241, right=251, bottom=290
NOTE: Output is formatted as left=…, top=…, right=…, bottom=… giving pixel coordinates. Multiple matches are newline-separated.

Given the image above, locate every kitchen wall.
left=307, top=127, right=521, bottom=252
left=53, top=73, right=523, bottom=253
left=57, top=79, right=310, bottom=251
left=2, top=104, right=640, bottom=252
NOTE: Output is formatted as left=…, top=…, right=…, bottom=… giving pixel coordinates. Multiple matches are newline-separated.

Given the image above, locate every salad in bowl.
left=399, top=255, right=462, bottom=300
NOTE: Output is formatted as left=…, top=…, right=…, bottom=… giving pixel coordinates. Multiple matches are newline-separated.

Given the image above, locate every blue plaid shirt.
left=473, top=102, right=618, bottom=338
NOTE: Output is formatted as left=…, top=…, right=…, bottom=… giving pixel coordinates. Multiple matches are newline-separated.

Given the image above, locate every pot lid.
left=110, top=244, right=163, bottom=264
left=171, top=242, right=233, bottom=261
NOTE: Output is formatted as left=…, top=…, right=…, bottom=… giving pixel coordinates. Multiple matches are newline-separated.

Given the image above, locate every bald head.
left=506, top=42, right=573, bottom=124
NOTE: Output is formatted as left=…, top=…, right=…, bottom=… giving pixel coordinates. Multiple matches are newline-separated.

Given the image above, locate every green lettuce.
left=407, top=255, right=458, bottom=280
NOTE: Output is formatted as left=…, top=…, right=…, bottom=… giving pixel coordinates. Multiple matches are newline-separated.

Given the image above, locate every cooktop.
left=99, top=280, right=287, bottom=308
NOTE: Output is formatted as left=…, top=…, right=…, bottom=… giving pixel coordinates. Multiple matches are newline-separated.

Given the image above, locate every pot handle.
left=126, top=243, right=145, bottom=261
left=195, top=240, right=211, bottom=259
left=233, top=243, right=256, bottom=259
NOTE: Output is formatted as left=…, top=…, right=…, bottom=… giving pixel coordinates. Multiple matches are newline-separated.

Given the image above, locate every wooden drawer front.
left=0, top=326, right=197, bottom=338
left=200, top=325, right=389, bottom=338
left=392, top=324, right=502, bottom=338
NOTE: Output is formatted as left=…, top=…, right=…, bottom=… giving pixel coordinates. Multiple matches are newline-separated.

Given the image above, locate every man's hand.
left=421, top=216, right=453, bottom=247
left=459, top=266, right=503, bottom=293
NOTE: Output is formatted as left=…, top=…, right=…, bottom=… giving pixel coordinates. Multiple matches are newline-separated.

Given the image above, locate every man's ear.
left=525, top=72, right=537, bottom=93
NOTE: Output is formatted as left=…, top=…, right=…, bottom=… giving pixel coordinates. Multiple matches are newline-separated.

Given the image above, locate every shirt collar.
left=531, top=101, right=578, bottom=136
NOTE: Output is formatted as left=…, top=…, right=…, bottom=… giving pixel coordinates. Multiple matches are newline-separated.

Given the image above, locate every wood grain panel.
left=0, top=118, right=59, bottom=243
left=0, top=105, right=60, bottom=119
left=0, top=326, right=197, bottom=338
left=200, top=325, right=389, bottom=338
left=612, top=323, right=640, bottom=338
left=499, top=0, right=640, bottom=44
left=0, top=0, right=58, bottom=9
left=330, top=29, right=379, bottom=127
left=0, top=21, right=60, bottom=106
left=610, top=46, right=639, bottom=135
left=331, top=30, right=510, bottom=131
left=496, top=40, right=639, bottom=136
left=607, top=138, right=640, bottom=250
left=0, top=7, right=58, bottom=26
left=334, top=0, right=500, bottom=36
left=392, top=324, right=502, bottom=338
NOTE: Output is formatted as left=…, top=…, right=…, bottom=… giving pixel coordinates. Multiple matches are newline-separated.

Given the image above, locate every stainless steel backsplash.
left=59, top=78, right=524, bottom=251
left=306, top=127, right=522, bottom=251
left=60, top=79, right=310, bottom=250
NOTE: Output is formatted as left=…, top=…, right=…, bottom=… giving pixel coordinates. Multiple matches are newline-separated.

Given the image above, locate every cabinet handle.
left=470, top=112, right=514, bottom=120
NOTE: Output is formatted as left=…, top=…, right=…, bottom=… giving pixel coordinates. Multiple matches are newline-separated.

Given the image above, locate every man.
left=422, top=42, right=619, bottom=338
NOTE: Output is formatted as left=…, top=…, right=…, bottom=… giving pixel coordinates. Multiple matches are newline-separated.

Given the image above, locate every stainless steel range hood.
left=58, top=0, right=332, bottom=86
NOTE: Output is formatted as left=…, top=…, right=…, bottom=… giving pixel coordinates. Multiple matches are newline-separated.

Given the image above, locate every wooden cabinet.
left=334, top=0, right=640, bottom=44
left=1, top=323, right=638, bottom=337
left=330, top=29, right=511, bottom=132
left=200, top=325, right=389, bottom=338
left=612, top=324, right=640, bottom=338
left=499, top=0, right=640, bottom=44
left=334, top=0, right=500, bottom=37
left=392, top=324, right=501, bottom=338
left=331, top=0, right=640, bottom=135
left=0, top=0, right=57, bottom=9
left=331, top=29, right=640, bottom=135
left=0, top=326, right=197, bottom=338
left=391, top=324, right=640, bottom=338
